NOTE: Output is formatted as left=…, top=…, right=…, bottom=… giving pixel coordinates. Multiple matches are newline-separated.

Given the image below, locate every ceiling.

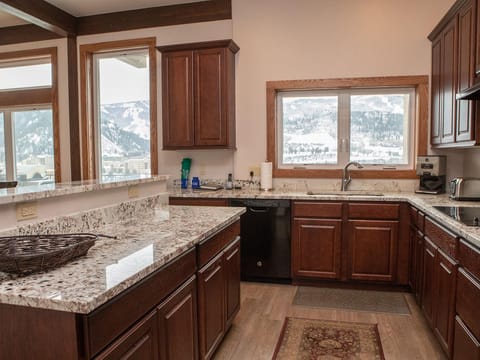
left=44, top=0, right=208, bottom=17
left=0, top=1, right=208, bottom=28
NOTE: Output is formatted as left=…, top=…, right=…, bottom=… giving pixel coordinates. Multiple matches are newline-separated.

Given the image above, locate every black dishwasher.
left=230, top=199, right=291, bottom=283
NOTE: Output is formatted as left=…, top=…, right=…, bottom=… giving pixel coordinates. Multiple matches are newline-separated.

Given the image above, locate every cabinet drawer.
left=425, top=217, right=458, bottom=258
left=293, top=202, right=342, bottom=218
left=197, top=220, right=240, bottom=268
left=454, top=316, right=480, bottom=360
left=84, top=248, right=196, bottom=358
left=458, top=239, right=480, bottom=280
left=456, top=267, right=480, bottom=340
left=348, top=203, right=399, bottom=220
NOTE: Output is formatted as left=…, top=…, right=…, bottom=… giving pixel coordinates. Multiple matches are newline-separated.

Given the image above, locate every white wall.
left=232, top=0, right=457, bottom=181
left=4, top=0, right=471, bottom=188
left=0, top=38, right=72, bottom=182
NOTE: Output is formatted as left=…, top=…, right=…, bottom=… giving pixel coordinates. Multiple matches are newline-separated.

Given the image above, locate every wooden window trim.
left=79, top=38, right=158, bottom=180
left=0, top=47, right=61, bottom=182
left=266, top=75, right=429, bottom=179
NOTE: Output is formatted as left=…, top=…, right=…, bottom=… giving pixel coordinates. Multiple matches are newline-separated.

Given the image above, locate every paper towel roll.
left=260, top=162, right=273, bottom=190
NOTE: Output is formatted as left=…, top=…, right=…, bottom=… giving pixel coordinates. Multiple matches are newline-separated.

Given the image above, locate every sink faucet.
left=341, top=161, right=364, bottom=191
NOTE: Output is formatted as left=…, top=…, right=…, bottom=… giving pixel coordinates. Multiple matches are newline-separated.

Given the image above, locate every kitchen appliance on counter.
left=415, top=155, right=446, bottom=194
left=433, top=206, right=480, bottom=227
left=230, top=199, right=291, bottom=283
left=449, top=178, right=480, bottom=201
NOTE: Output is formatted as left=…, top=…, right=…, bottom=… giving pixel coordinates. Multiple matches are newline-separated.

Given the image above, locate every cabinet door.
left=197, top=253, right=225, bottom=360
left=409, top=226, right=417, bottom=290
left=347, top=220, right=398, bottom=282
left=162, top=51, right=194, bottom=148
left=194, top=47, right=227, bottom=146
left=224, top=238, right=241, bottom=328
left=422, top=237, right=438, bottom=326
left=431, top=35, right=442, bottom=145
left=414, top=230, right=424, bottom=305
left=95, top=311, right=158, bottom=360
left=157, top=276, right=198, bottom=360
left=434, top=249, right=458, bottom=356
left=292, top=218, right=342, bottom=279
left=457, top=0, right=476, bottom=142
left=440, top=17, right=458, bottom=144
left=453, top=316, right=480, bottom=360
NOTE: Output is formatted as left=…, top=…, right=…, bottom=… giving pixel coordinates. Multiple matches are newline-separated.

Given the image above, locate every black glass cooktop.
left=433, top=206, right=480, bottom=227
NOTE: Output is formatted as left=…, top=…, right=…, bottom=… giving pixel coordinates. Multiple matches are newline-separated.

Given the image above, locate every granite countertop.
left=170, top=188, right=480, bottom=249
left=0, top=205, right=245, bottom=314
left=0, top=175, right=169, bottom=205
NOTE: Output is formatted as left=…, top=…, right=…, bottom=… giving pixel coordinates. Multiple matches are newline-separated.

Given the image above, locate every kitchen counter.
left=0, top=203, right=245, bottom=314
left=0, top=175, right=169, bottom=205
left=170, top=188, right=480, bottom=249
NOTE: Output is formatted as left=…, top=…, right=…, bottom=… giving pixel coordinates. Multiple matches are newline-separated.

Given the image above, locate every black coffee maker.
left=415, top=155, right=447, bottom=194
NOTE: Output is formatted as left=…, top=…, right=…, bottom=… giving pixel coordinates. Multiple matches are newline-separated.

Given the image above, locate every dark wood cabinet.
left=95, top=310, right=159, bottom=360
left=476, top=0, right=480, bottom=76
left=159, top=40, right=239, bottom=149
left=456, top=0, right=476, bottom=142
left=453, top=316, right=480, bottom=360
left=422, top=236, right=438, bottom=326
left=157, top=276, right=198, bottom=360
left=161, top=50, right=194, bottom=147
left=198, top=253, right=225, bottom=360
left=196, top=223, right=241, bottom=360
left=347, top=220, right=398, bottom=282
left=429, top=0, right=478, bottom=146
left=434, top=249, right=458, bottom=356
left=292, top=218, right=342, bottom=280
left=292, top=202, right=343, bottom=280
left=224, top=239, right=241, bottom=328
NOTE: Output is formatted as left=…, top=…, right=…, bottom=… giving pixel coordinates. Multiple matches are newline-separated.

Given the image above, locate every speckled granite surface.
left=0, top=175, right=169, bottom=205
left=171, top=188, right=480, bottom=249
left=0, top=196, right=244, bottom=314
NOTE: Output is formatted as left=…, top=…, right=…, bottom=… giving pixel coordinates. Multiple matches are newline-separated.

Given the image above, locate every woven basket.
left=0, top=233, right=114, bottom=275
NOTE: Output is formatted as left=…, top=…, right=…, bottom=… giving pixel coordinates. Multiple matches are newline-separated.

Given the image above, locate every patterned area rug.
left=273, top=317, right=385, bottom=359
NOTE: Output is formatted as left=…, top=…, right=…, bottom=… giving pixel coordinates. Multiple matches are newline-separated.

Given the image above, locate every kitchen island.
left=0, top=197, right=245, bottom=360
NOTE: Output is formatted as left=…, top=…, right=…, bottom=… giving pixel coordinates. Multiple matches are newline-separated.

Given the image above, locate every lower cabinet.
left=422, top=236, right=438, bottom=326
left=95, top=310, right=159, bottom=360
left=292, top=218, right=342, bottom=279
left=454, top=316, right=480, bottom=360
left=347, top=220, right=398, bottom=282
left=197, top=234, right=241, bottom=360
left=157, top=276, right=198, bottom=360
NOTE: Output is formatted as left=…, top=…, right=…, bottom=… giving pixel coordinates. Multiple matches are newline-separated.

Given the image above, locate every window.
left=80, top=38, right=157, bottom=181
left=267, top=76, right=428, bottom=179
left=0, top=48, right=59, bottom=183
left=278, top=88, right=415, bottom=169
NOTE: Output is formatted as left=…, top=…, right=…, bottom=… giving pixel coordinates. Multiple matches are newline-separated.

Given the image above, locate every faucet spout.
left=341, top=161, right=364, bottom=191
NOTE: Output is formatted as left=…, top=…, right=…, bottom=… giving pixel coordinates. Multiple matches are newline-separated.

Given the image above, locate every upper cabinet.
left=158, top=40, right=239, bottom=149
left=429, top=0, right=478, bottom=147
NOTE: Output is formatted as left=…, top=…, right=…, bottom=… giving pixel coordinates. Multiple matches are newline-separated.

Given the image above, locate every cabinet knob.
left=256, top=261, right=263, bottom=267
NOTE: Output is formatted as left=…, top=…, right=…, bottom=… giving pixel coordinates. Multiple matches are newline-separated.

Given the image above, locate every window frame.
left=79, top=38, right=157, bottom=180
left=266, top=76, right=428, bottom=179
left=0, top=47, right=60, bottom=182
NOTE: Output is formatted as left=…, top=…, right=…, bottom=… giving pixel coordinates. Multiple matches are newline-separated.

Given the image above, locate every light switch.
left=16, top=202, right=38, bottom=221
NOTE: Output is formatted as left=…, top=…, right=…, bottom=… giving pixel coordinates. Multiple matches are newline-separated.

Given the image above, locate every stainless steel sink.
left=306, top=191, right=384, bottom=196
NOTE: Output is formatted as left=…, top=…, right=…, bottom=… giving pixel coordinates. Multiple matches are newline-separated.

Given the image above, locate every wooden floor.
left=214, top=282, right=446, bottom=360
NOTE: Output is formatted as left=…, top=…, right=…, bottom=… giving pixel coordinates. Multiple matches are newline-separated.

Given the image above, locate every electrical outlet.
left=128, top=185, right=139, bottom=198
left=248, top=166, right=261, bottom=177
left=199, top=164, right=207, bottom=176
left=16, top=202, right=38, bottom=221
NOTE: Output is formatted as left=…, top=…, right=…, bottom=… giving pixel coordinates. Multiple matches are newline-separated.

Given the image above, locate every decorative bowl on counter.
left=0, top=233, right=115, bottom=275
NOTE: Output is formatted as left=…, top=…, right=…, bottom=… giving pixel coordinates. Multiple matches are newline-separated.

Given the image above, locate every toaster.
left=450, top=178, right=480, bottom=200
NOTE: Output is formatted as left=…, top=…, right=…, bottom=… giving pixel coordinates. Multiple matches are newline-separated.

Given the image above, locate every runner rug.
left=273, top=317, right=385, bottom=359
